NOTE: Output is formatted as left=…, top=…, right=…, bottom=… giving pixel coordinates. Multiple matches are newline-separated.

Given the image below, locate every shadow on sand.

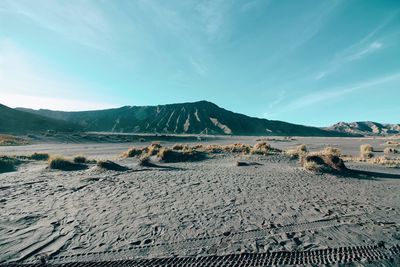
left=341, top=168, right=400, bottom=180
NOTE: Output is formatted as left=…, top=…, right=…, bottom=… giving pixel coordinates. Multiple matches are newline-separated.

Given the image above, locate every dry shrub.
left=122, top=147, right=143, bottom=158
left=0, top=135, right=28, bottom=146
left=360, top=144, right=374, bottom=159
left=384, top=147, right=398, bottom=155
left=138, top=154, right=152, bottom=166
left=251, top=142, right=270, bottom=155
left=203, top=144, right=225, bottom=154
left=157, top=148, right=205, bottom=163
left=145, top=143, right=162, bottom=156
left=322, top=147, right=341, bottom=157
left=172, top=144, right=186, bottom=150
left=30, top=153, right=50, bottom=161
left=251, top=142, right=281, bottom=155
left=97, top=160, right=128, bottom=171
left=366, top=156, right=400, bottom=168
left=386, top=141, right=400, bottom=146
left=300, top=154, right=347, bottom=173
left=286, top=144, right=308, bottom=159
left=227, top=143, right=252, bottom=154
left=73, top=155, right=87, bottom=163
left=0, top=156, right=20, bottom=173
left=48, top=157, right=87, bottom=171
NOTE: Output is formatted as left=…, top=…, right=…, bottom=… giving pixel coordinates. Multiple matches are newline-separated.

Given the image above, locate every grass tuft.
left=73, top=155, right=87, bottom=163
left=30, top=153, right=50, bottom=161
left=286, top=144, right=308, bottom=159
left=97, top=160, right=128, bottom=171
left=0, top=156, right=21, bottom=173
left=122, top=147, right=143, bottom=158
left=300, top=153, right=347, bottom=173
left=157, top=147, right=206, bottom=163
left=360, top=144, right=374, bottom=159
left=48, top=157, right=87, bottom=171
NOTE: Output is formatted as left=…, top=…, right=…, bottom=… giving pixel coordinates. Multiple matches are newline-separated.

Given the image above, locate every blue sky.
left=0, top=0, right=399, bottom=126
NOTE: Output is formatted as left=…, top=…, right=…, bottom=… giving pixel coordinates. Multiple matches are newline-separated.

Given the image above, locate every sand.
left=1, top=136, right=400, bottom=265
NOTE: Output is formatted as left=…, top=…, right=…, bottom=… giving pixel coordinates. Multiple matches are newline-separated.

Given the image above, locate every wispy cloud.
left=314, top=12, right=399, bottom=80
left=274, top=72, right=400, bottom=115
left=0, top=0, right=112, bottom=51
left=347, top=41, right=383, bottom=61
left=195, top=0, right=228, bottom=41
left=0, top=39, right=114, bottom=110
left=189, top=56, right=208, bottom=76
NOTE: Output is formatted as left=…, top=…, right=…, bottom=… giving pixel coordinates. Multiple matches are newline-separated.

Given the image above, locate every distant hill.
left=326, top=121, right=400, bottom=136
left=17, top=100, right=348, bottom=137
left=0, top=104, right=79, bottom=133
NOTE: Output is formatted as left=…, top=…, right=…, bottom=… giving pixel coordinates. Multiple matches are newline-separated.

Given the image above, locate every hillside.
left=18, top=101, right=347, bottom=137
left=0, top=104, right=80, bottom=133
left=326, top=121, right=400, bottom=136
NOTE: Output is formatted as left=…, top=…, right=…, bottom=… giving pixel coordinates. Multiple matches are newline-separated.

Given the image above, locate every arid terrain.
left=1, top=134, right=400, bottom=266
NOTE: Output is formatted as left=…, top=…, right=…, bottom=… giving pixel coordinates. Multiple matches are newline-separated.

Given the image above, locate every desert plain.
left=1, top=134, right=400, bottom=266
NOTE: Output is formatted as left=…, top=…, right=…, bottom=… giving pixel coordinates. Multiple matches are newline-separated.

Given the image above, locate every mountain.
left=326, top=121, right=400, bottom=136
left=17, top=101, right=348, bottom=136
left=0, top=104, right=80, bottom=133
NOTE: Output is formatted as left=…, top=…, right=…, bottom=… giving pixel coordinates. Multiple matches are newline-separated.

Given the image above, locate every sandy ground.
left=1, top=136, right=400, bottom=264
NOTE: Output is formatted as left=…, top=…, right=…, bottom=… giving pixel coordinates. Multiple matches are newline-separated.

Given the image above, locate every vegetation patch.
left=73, top=155, right=88, bottom=163
left=138, top=154, right=153, bottom=166
left=322, top=147, right=341, bottom=157
left=30, top=153, right=50, bottom=161
left=286, top=144, right=308, bottom=159
left=250, top=142, right=281, bottom=155
left=360, top=144, right=374, bottom=159
left=122, top=147, right=143, bottom=158
left=300, top=153, right=347, bottom=173
left=48, top=157, right=87, bottom=171
left=157, top=148, right=206, bottom=163
left=384, top=147, right=398, bottom=155
left=0, top=156, right=21, bottom=173
left=0, top=135, right=28, bottom=146
left=145, top=143, right=163, bottom=156
left=97, top=160, right=128, bottom=171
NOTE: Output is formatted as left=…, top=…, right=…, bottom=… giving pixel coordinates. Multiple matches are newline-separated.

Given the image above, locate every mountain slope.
left=0, top=104, right=80, bottom=133
left=326, top=121, right=400, bottom=136
left=18, top=101, right=348, bottom=136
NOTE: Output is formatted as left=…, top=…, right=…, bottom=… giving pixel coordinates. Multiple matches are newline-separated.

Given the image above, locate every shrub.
left=97, top=160, right=128, bottom=171
left=365, top=156, right=400, bottom=168
left=360, top=144, right=374, bottom=159
left=0, top=135, right=28, bottom=146
left=172, top=144, right=186, bottom=150
left=384, top=147, right=398, bottom=155
left=48, top=157, right=87, bottom=171
left=157, top=148, right=206, bottom=163
left=0, top=156, right=20, bottom=173
left=250, top=142, right=281, bottom=155
left=300, top=154, right=347, bottom=173
left=322, top=147, right=341, bottom=157
left=225, top=143, right=252, bottom=154
left=286, top=144, right=308, bottom=159
left=73, top=155, right=87, bottom=163
left=30, top=153, right=50, bottom=161
left=138, top=154, right=152, bottom=166
left=122, top=147, right=143, bottom=158
left=386, top=141, right=400, bottom=146
left=145, top=143, right=162, bottom=156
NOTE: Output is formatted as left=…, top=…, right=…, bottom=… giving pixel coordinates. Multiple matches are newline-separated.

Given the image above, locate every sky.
left=0, top=0, right=399, bottom=127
